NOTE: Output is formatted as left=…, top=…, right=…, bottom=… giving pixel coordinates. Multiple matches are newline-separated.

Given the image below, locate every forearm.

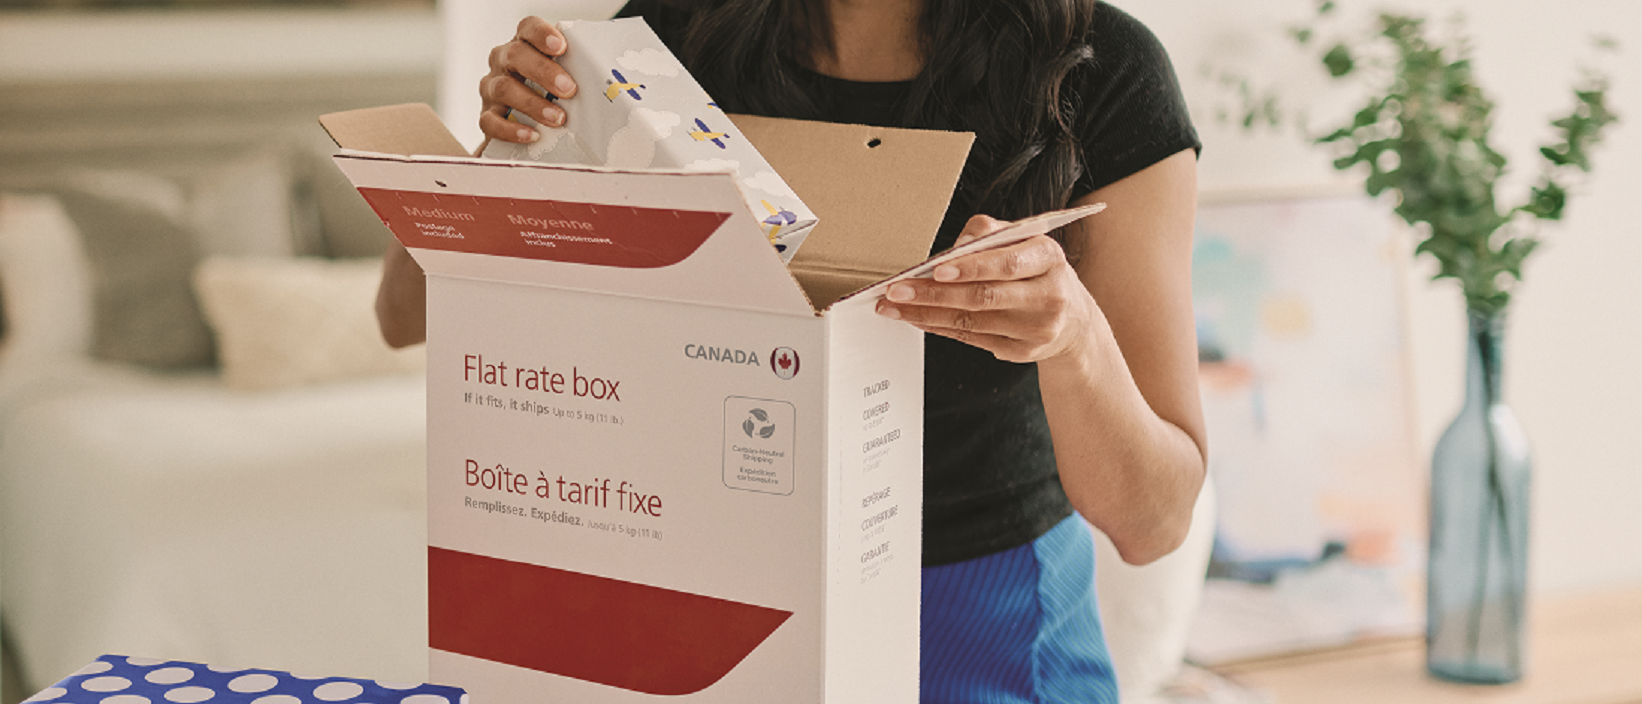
left=1038, top=321, right=1205, bottom=565
left=872, top=152, right=1206, bottom=564
left=376, top=242, right=428, bottom=348
left=1044, top=149, right=1206, bottom=565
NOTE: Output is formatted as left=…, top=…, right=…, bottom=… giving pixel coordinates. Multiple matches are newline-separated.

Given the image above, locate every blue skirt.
left=920, top=515, right=1119, bottom=704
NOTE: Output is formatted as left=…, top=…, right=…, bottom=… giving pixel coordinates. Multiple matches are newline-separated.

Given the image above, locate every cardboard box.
left=320, top=103, right=1099, bottom=703
left=25, top=654, right=467, bottom=704
left=482, top=18, right=817, bottom=261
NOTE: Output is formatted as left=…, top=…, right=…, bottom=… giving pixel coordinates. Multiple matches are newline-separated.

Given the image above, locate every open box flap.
left=832, top=203, right=1108, bottom=310
left=323, top=104, right=815, bottom=317
left=319, top=103, right=470, bottom=158
left=729, top=115, right=975, bottom=302
left=321, top=104, right=976, bottom=317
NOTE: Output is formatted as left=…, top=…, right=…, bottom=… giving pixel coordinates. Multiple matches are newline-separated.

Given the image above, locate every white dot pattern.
left=82, top=677, right=132, bottom=693
left=35, top=656, right=465, bottom=704
left=227, top=675, right=278, bottom=694
left=73, top=662, right=115, bottom=676
left=313, top=683, right=363, bottom=701
left=163, top=687, right=215, bottom=703
left=145, top=669, right=193, bottom=686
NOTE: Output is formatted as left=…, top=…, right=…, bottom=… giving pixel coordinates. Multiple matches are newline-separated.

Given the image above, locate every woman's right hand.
left=479, top=16, right=580, bottom=145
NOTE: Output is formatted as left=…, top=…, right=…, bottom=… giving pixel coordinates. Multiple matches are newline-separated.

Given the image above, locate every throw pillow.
left=192, top=256, right=424, bottom=391
left=52, top=173, right=218, bottom=369
left=11, top=148, right=311, bottom=370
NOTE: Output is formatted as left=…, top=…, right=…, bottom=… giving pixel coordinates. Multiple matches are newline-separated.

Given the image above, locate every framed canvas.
left=1185, top=190, right=1425, bottom=664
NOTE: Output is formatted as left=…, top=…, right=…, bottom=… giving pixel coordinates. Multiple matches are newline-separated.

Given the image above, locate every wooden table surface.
left=1211, top=586, right=1642, bottom=704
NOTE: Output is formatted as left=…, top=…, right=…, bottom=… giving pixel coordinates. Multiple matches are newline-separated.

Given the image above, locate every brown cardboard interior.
left=319, top=103, right=469, bottom=158
left=320, top=104, right=974, bottom=313
left=726, top=115, right=973, bottom=294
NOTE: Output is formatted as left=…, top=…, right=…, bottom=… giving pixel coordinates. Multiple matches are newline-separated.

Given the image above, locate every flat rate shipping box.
left=321, top=104, right=1100, bottom=704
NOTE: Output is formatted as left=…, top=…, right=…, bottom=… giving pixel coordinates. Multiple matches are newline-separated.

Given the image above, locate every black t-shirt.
left=614, top=0, right=1200, bottom=565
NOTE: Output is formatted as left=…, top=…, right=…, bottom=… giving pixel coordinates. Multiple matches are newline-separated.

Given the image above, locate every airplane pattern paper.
left=483, top=17, right=817, bottom=262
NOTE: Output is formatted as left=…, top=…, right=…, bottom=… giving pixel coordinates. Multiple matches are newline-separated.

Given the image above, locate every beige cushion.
left=1093, top=481, right=1217, bottom=703
left=193, top=257, right=423, bottom=390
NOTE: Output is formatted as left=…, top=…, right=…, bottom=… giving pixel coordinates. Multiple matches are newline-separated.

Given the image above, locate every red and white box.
left=321, top=103, right=1098, bottom=703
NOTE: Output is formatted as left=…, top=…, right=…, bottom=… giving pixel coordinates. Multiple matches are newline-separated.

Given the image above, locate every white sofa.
left=0, top=69, right=440, bottom=691
left=0, top=196, right=433, bottom=693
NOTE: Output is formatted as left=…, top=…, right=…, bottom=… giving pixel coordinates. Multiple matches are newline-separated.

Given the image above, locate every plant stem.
left=1463, top=314, right=1523, bottom=674
left=1466, top=455, right=1493, bottom=661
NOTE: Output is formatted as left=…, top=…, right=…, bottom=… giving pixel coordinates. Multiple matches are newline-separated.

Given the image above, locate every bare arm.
left=874, top=149, right=1205, bottom=565
left=376, top=242, right=427, bottom=348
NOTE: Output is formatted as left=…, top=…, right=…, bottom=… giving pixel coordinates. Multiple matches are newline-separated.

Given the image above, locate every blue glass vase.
left=1426, top=311, right=1532, bottom=683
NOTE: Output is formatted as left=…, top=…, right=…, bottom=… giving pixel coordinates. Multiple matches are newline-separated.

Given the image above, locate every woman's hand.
left=874, top=215, right=1099, bottom=365
left=479, top=16, right=580, bottom=145
left=876, top=151, right=1207, bottom=566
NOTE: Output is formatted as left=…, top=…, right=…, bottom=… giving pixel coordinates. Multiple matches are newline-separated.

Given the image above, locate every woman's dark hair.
left=675, top=0, right=1099, bottom=224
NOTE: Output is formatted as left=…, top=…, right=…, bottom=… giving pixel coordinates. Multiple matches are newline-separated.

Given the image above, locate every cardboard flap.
left=328, top=149, right=816, bottom=317
left=729, top=115, right=974, bottom=280
left=320, top=103, right=470, bottom=157
left=839, top=203, right=1107, bottom=307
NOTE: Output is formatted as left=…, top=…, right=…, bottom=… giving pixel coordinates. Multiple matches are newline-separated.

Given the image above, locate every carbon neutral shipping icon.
left=723, top=397, right=795, bottom=495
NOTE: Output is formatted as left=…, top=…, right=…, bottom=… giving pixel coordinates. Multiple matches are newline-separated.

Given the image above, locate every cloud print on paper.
left=741, top=170, right=797, bottom=199
left=606, top=108, right=683, bottom=169
left=617, top=48, right=683, bottom=77
left=527, top=127, right=570, bottom=160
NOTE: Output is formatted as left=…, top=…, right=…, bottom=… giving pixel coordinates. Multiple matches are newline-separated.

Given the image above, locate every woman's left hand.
left=875, top=215, right=1098, bottom=364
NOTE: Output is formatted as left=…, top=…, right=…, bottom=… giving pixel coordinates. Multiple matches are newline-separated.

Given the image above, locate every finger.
left=479, top=104, right=541, bottom=144
left=906, top=324, right=1040, bottom=364
left=952, top=214, right=1008, bottom=247
left=515, top=16, right=567, bottom=58
left=877, top=299, right=1052, bottom=340
left=494, top=38, right=578, bottom=99
left=931, top=234, right=1063, bottom=283
left=883, top=277, right=1036, bottom=313
left=481, top=72, right=567, bottom=128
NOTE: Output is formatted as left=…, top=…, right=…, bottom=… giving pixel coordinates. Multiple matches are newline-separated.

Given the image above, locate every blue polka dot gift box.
left=23, top=655, right=469, bottom=704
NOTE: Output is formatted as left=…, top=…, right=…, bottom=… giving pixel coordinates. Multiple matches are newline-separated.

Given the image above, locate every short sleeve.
left=1071, top=3, right=1201, bottom=200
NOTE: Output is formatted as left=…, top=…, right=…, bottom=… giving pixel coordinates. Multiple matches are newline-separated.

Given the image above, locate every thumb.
left=954, top=214, right=1008, bottom=246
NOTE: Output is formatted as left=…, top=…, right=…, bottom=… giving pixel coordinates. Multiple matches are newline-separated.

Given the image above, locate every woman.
left=379, top=0, right=1206, bottom=700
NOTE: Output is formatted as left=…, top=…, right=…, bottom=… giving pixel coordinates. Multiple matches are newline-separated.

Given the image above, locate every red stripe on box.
left=428, top=547, right=793, bottom=695
left=358, top=188, right=729, bottom=268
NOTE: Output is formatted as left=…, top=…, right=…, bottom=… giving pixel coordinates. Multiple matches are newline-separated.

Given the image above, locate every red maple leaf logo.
left=770, top=347, right=799, bottom=379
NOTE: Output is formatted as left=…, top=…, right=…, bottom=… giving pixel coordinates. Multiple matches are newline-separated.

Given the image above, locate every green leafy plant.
left=1226, top=2, right=1619, bottom=317
left=1214, top=6, right=1620, bottom=681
